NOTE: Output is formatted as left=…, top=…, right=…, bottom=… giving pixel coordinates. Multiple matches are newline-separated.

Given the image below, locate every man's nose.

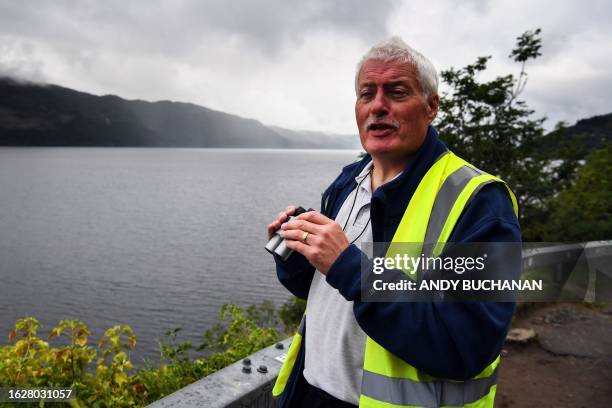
left=370, top=89, right=389, bottom=116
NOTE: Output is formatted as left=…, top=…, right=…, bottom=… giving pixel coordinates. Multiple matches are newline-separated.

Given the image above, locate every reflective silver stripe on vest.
left=423, top=165, right=483, bottom=252
left=361, top=369, right=498, bottom=408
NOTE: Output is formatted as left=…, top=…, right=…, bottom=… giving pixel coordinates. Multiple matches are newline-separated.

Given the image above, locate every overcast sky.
left=1, top=0, right=610, bottom=133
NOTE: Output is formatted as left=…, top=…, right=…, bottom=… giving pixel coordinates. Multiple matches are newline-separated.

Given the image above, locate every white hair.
left=355, top=36, right=439, bottom=97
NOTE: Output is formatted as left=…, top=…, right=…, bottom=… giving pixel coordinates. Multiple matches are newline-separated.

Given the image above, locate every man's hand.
left=280, top=211, right=349, bottom=274
left=267, top=206, right=296, bottom=240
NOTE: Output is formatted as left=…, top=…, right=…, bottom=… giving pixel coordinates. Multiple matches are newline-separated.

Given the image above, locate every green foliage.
left=436, top=28, right=611, bottom=242
left=537, top=144, right=612, bottom=241
left=541, top=123, right=585, bottom=189
left=509, top=28, right=542, bottom=63
left=436, top=28, right=550, bottom=240
left=135, top=328, right=202, bottom=402
left=199, top=303, right=280, bottom=357
left=136, top=301, right=285, bottom=403
left=0, top=298, right=303, bottom=406
left=0, top=318, right=142, bottom=407
left=279, top=297, right=306, bottom=333
left=246, top=300, right=278, bottom=328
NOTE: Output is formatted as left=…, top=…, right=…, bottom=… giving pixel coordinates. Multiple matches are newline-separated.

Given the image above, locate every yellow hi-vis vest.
left=272, top=151, right=519, bottom=408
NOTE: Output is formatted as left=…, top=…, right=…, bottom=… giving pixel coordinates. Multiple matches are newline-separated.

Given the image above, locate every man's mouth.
left=367, top=123, right=397, bottom=131
left=366, top=122, right=399, bottom=136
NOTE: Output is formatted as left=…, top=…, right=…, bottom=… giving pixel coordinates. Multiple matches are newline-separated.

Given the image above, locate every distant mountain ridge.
left=1, top=77, right=609, bottom=151
left=0, top=77, right=359, bottom=149
left=542, top=113, right=612, bottom=155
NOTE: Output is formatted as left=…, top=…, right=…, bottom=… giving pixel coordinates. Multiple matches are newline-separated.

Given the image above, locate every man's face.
left=355, top=59, right=439, bottom=161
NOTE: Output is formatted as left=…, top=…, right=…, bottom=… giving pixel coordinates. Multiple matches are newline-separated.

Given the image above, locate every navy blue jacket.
left=273, top=126, right=520, bottom=404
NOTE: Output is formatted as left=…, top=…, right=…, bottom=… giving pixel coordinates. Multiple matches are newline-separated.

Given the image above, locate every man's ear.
left=427, top=93, right=439, bottom=123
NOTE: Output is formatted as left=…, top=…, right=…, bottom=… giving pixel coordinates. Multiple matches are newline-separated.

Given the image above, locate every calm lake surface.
left=0, top=147, right=356, bottom=363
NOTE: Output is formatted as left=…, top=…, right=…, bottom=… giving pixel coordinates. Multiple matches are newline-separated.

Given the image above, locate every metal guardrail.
left=521, top=241, right=612, bottom=302
left=147, top=241, right=612, bottom=408
left=147, top=338, right=291, bottom=408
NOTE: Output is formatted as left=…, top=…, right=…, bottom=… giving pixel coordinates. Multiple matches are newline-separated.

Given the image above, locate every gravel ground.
left=496, top=303, right=612, bottom=407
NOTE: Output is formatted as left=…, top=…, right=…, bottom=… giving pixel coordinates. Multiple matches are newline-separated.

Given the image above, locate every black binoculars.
left=265, top=206, right=313, bottom=261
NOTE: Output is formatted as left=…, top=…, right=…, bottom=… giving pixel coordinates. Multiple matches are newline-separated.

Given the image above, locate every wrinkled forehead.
left=356, top=58, right=419, bottom=88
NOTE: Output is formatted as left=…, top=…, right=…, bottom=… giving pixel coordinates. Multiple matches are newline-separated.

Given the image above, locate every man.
left=267, top=37, right=520, bottom=408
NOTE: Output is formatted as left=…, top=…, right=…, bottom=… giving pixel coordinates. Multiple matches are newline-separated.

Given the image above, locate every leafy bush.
left=0, top=298, right=303, bottom=407
left=279, top=297, right=306, bottom=333
left=435, top=29, right=610, bottom=242
left=537, top=144, right=612, bottom=241
left=435, top=29, right=550, bottom=240
left=137, top=302, right=282, bottom=402
left=0, top=317, right=142, bottom=407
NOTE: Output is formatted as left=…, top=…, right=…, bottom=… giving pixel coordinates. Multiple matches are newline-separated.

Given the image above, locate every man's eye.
left=390, top=89, right=409, bottom=97
left=359, top=91, right=374, bottom=99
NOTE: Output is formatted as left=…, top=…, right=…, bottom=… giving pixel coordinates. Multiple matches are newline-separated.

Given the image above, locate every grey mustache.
left=365, top=117, right=399, bottom=130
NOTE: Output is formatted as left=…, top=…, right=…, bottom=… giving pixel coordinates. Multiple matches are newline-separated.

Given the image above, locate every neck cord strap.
left=341, top=166, right=373, bottom=245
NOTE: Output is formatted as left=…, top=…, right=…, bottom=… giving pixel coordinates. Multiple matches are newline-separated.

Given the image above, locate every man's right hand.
left=267, top=206, right=296, bottom=240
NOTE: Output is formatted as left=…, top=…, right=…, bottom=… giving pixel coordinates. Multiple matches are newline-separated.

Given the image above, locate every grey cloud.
left=0, top=41, right=47, bottom=82
left=0, top=0, right=399, bottom=59
left=0, top=60, right=45, bottom=82
left=0, top=0, right=609, bottom=134
left=168, top=0, right=399, bottom=56
left=530, top=1, right=612, bottom=63
left=527, top=69, right=612, bottom=129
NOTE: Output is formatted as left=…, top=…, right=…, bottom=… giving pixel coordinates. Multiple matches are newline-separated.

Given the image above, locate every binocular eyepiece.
left=265, top=206, right=314, bottom=261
